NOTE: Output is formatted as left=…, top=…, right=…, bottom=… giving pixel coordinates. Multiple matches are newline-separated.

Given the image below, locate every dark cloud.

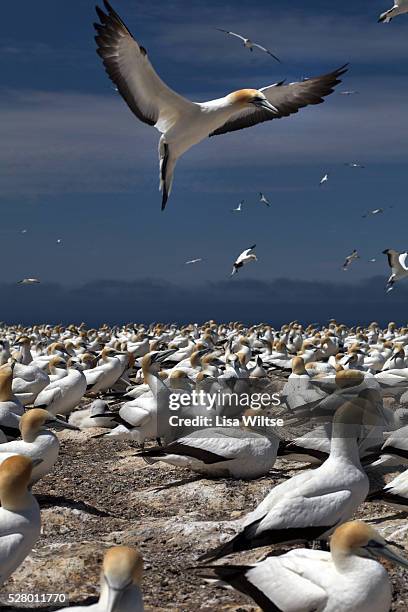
left=1, top=276, right=405, bottom=326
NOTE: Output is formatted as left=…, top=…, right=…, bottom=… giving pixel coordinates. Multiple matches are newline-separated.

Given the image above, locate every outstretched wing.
left=237, top=245, right=256, bottom=263
left=210, top=65, right=348, bottom=137
left=94, top=1, right=195, bottom=133
left=251, top=43, right=281, bottom=63
left=217, top=29, right=246, bottom=42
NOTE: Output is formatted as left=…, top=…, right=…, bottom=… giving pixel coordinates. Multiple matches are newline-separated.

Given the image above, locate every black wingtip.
left=161, top=191, right=169, bottom=211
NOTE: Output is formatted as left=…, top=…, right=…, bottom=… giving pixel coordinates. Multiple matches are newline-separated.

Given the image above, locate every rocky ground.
left=0, top=384, right=407, bottom=610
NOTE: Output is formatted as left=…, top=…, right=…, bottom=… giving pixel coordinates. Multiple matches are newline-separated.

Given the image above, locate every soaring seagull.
left=94, top=1, right=347, bottom=210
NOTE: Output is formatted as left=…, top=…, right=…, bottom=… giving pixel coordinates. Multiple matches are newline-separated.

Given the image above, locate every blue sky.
left=1, top=0, right=408, bottom=323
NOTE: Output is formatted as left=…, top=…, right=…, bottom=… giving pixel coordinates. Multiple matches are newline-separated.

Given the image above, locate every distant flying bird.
left=320, top=173, right=329, bottom=186
left=231, top=201, right=244, bottom=213
left=339, top=90, right=359, bottom=95
left=362, top=208, right=384, bottom=218
left=21, top=229, right=27, bottom=234
left=231, top=245, right=257, bottom=276
left=259, top=192, right=271, bottom=206
left=383, top=249, right=408, bottom=292
left=345, top=162, right=365, bottom=168
left=370, top=258, right=377, bottom=263
left=18, top=278, right=40, bottom=285
left=342, top=249, right=359, bottom=270
left=185, top=258, right=202, bottom=265
left=216, top=29, right=281, bottom=62
left=94, top=1, right=347, bottom=210
left=378, top=0, right=408, bottom=22
left=56, top=239, right=62, bottom=245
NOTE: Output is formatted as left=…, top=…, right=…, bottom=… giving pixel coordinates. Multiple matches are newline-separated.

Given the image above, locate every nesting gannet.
left=383, top=248, right=408, bottom=292
left=0, top=455, right=41, bottom=586
left=216, top=29, right=281, bottom=62
left=94, top=1, right=346, bottom=209
left=343, top=249, right=359, bottom=271
left=320, top=173, right=329, bottom=186
left=12, top=358, right=50, bottom=406
left=185, top=258, right=202, bottom=265
left=0, top=364, right=24, bottom=440
left=84, top=348, right=127, bottom=394
left=34, top=361, right=87, bottom=416
left=231, top=245, right=257, bottom=276
left=231, top=201, right=243, bottom=212
left=370, top=424, right=408, bottom=467
left=259, top=192, right=270, bottom=206
left=97, top=350, right=177, bottom=445
left=69, top=399, right=117, bottom=429
left=137, top=409, right=280, bottom=479
left=201, top=521, right=408, bottom=612
left=17, top=278, right=40, bottom=285
left=59, top=546, right=144, bottom=612
left=199, top=400, right=370, bottom=560
left=0, top=409, right=78, bottom=484
left=379, top=0, right=408, bottom=22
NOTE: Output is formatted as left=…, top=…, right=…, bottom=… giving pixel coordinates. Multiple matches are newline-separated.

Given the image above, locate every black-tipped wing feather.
left=94, top=1, right=194, bottom=132
left=210, top=65, right=348, bottom=137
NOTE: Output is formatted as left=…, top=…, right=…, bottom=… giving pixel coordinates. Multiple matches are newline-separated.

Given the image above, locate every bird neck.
left=329, top=424, right=362, bottom=466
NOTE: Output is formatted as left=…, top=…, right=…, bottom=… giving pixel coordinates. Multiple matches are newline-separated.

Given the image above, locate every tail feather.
left=159, top=139, right=177, bottom=210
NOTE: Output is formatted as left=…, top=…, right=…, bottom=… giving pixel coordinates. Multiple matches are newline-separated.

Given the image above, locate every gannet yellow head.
left=292, top=356, right=307, bottom=375
left=228, top=89, right=278, bottom=113
left=0, top=363, right=14, bottom=402
left=20, top=408, right=53, bottom=442
left=0, top=455, right=35, bottom=510
left=335, top=369, right=364, bottom=389
left=102, top=546, right=143, bottom=610
left=331, top=520, right=408, bottom=570
left=48, top=356, right=66, bottom=371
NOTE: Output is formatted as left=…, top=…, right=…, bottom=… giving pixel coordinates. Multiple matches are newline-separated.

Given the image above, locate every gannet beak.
left=106, top=586, right=127, bottom=612
left=366, top=540, right=408, bottom=569
left=152, top=349, right=178, bottom=364
left=252, top=98, right=279, bottom=113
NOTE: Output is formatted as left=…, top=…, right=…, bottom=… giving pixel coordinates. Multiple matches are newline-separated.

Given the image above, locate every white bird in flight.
left=379, top=0, right=408, bottom=22
left=339, top=90, right=359, bottom=95
left=383, top=249, right=408, bottom=292
left=216, top=29, right=281, bottom=62
left=185, top=258, right=202, bottom=265
left=362, top=208, right=384, bottom=218
left=259, top=192, right=271, bottom=206
left=345, top=162, right=365, bottom=168
left=343, top=249, right=359, bottom=270
left=231, top=245, right=257, bottom=276
left=18, top=278, right=40, bottom=285
left=231, top=201, right=244, bottom=212
left=320, top=173, right=329, bottom=186
left=94, top=1, right=347, bottom=210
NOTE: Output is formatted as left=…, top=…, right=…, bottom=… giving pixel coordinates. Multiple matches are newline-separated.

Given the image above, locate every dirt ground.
left=0, top=394, right=407, bottom=611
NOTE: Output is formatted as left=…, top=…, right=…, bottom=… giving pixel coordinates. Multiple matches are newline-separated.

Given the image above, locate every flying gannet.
left=383, top=249, right=408, bottom=292
left=216, top=29, right=281, bottom=62
left=231, top=245, right=257, bottom=276
left=94, top=1, right=347, bottom=209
